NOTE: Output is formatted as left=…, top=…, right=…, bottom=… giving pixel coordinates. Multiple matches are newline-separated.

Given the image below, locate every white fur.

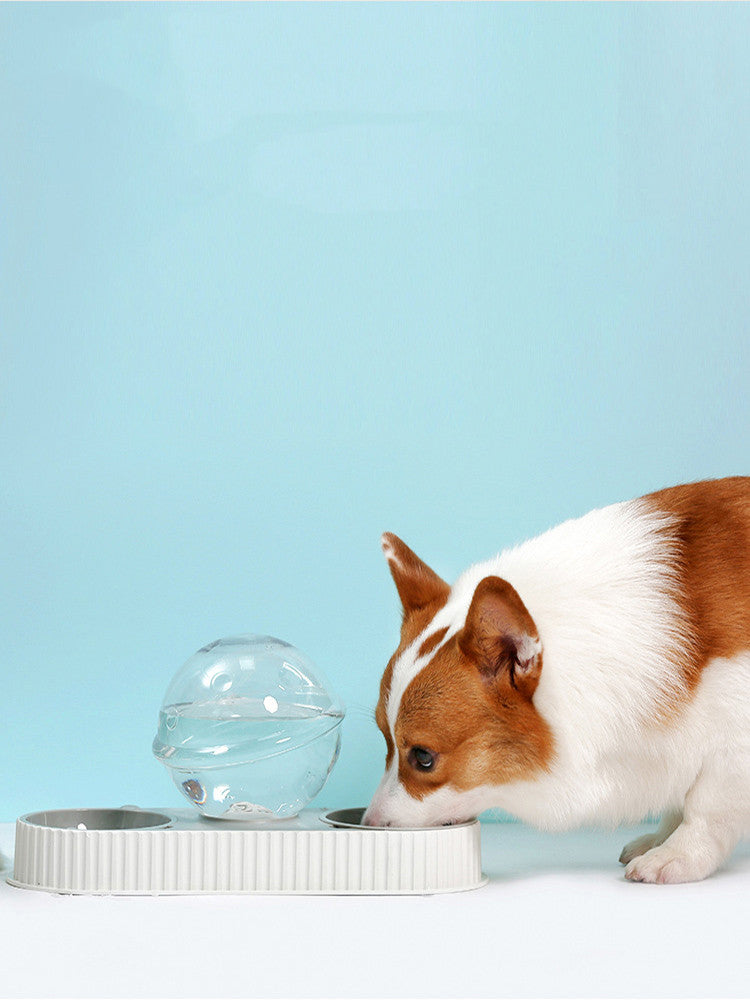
left=381, top=535, right=399, bottom=566
left=366, top=498, right=750, bottom=880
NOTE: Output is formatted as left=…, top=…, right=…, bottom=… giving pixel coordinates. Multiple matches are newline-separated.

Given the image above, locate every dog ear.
left=381, top=532, right=449, bottom=616
left=458, top=576, right=542, bottom=699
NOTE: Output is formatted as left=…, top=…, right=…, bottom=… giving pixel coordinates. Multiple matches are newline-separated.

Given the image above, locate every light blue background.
left=2, top=3, right=749, bottom=823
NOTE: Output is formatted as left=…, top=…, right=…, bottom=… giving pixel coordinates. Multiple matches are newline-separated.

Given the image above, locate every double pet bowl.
left=10, top=806, right=486, bottom=895
left=9, top=635, right=486, bottom=895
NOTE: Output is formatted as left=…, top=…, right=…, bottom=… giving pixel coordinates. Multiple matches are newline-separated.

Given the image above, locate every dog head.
left=363, top=533, right=553, bottom=827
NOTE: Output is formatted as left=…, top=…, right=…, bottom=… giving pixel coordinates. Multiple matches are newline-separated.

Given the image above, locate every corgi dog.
left=363, top=477, right=750, bottom=883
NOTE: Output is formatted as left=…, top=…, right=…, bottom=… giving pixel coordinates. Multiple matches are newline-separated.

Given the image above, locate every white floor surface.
left=1, top=819, right=749, bottom=1000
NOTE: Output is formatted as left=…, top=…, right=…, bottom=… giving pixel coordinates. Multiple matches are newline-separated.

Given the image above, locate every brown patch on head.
left=418, top=626, right=449, bottom=659
left=643, top=477, right=750, bottom=689
left=376, top=606, right=448, bottom=766
left=392, top=576, right=553, bottom=801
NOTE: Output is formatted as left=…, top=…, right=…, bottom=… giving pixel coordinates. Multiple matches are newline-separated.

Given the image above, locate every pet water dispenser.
left=152, top=634, right=344, bottom=820
left=8, top=633, right=486, bottom=896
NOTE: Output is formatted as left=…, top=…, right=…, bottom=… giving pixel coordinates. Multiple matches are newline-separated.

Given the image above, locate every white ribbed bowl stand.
left=9, top=807, right=487, bottom=896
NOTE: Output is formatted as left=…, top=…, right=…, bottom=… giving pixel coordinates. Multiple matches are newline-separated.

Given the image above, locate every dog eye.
left=409, top=746, right=436, bottom=771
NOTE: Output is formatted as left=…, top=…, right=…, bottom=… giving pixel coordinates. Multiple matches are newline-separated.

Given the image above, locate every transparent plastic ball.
left=152, top=635, right=344, bottom=820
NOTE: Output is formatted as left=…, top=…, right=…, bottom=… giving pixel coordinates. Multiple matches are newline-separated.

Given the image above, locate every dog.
left=363, top=477, right=750, bottom=883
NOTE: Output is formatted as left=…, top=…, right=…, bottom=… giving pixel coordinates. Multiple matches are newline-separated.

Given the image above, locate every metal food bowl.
left=21, top=808, right=172, bottom=831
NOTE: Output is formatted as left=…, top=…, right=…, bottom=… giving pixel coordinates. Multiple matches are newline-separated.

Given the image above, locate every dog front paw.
left=624, top=844, right=714, bottom=884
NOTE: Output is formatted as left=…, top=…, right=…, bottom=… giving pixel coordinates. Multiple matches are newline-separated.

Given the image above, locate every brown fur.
left=643, top=477, right=750, bottom=687
left=394, top=633, right=553, bottom=799
left=418, top=627, right=449, bottom=659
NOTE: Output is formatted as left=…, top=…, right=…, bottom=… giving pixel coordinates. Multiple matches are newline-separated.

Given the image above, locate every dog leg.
left=624, top=754, right=747, bottom=884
